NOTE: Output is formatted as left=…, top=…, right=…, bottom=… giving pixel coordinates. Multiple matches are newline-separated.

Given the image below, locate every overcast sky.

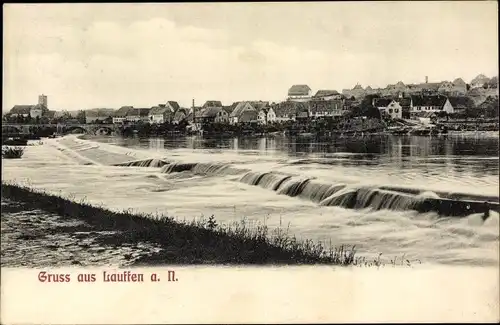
left=3, top=2, right=498, bottom=111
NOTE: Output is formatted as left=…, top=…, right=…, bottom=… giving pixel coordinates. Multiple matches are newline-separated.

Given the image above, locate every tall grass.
left=1, top=182, right=360, bottom=265
left=2, top=147, right=25, bottom=159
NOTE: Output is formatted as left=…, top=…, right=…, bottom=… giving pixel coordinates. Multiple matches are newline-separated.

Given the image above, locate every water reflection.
left=91, top=134, right=499, bottom=177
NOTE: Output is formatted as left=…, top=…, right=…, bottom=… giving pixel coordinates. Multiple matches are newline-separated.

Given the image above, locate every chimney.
left=192, top=99, right=196, bottom=124
left=425, top=76, right=428, bottom=84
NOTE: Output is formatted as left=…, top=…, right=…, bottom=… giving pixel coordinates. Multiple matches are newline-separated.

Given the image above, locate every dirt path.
left=1, top=199, right=162, bottom=267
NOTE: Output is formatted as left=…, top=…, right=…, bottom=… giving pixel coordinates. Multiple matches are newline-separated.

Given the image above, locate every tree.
left=76, top=110, right=86, bottom=124
left=478, top=96, right=499, bottom=118
left=350, top=94, right=382, bottom=119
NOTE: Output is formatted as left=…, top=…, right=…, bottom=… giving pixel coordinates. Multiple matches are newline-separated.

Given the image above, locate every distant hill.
left=85, top=108, right=116, bottom=116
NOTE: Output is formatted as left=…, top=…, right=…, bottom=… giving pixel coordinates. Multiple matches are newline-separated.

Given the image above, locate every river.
left=2, top=132, right=499, bottom=266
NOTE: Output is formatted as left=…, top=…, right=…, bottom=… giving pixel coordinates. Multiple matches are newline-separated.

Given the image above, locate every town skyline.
left=3, top=2, right=498, bottom=111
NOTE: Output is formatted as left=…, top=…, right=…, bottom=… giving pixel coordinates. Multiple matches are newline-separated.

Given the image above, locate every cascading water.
left=319, top=187, right=359, bottom=208
left=239, top=171, right=293, bottom=191
left=161, top=162, right=198, bottom=173
left=161, top=162, right=248, bottom=176
left=238, top=171, right=497, bottom=217
left=278, top=178, right=313, bottom=197
left=352, top=188, right=423, bottom=211
left=115, top=158, right=170, bottom=168
left=297, top=182, right=347, bottom=203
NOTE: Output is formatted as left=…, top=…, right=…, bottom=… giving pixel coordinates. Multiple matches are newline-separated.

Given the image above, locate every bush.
left=2, top=147, right=25, bottom=159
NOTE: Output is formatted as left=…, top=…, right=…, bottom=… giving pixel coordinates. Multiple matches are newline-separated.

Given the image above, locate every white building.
left=287, top=84, right=312, bottom=102
left=410, top=95, right=454, bottom=115
left=266, top=107, right=277, bottom=123
left=148, top=101, right=180, bottom=124
left=309, top=100, right=347, bottom=118
left=374, top=99, right=403, bottom=119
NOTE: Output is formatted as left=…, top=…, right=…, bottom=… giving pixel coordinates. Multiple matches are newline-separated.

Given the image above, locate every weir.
left=238, top=171, right=499, bottom=217
left=160, top=162, right=249, bottom=176
left=379, top=185, right=500, bottom=204
left=114, top=159, right=170, bottom=168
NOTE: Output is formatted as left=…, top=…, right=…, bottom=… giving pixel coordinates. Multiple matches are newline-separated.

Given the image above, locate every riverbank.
left=1, top=182, right=365, bottom=266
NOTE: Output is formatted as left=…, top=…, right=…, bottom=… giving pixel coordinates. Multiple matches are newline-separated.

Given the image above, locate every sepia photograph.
left=1, top=1, right=499, bottom=323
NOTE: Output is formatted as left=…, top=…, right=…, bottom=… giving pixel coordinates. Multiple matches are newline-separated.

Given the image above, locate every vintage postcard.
left=1, top=2, right=499, bottom=323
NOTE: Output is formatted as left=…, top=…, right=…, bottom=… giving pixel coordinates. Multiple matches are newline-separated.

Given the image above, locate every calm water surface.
left=92, top=134, right=499, bottom=190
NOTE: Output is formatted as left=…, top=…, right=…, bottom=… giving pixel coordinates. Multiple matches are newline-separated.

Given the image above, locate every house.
left=239, top=110, right=259, bottom=123
left=396, top=97, right=413, bottom=119
left=373, top=98, right=403, bottom=119
left=272, top=101, right=309, bottom=122
left=342, top=98, right=360, bottom=112
left=447, top=96, right=475, bottom=114
left=266, top=107, right=277, bottom=124
left=386, top=81, right=408, bottom=96
left=148, top=101, right=180, bottom=124
left=471, top=74, right=491, bottom=89
left=409, top=95, right=454, bottom=117
left=199, top=106, right=229, bottom=125
left=126, top=108, right=150, bottom=123
left=364, top=86, right=377, bottom=95
left=86, top=108, right=115, bottom=124
left=258, top=108, right=268, bottom=124
left=113, top=106, right=133, bottom=124
left=438, top=81, right=454, bottom=94
left=172, top=108, right=188, bottom=125
left=148, top=105, right=171, bottom=124
left=222, top=105, right=233, bottom=115
left=342, top=84, right=366, bottom=99
left=312, top=90, right=342, bottom=101
left=30, top=104, right=46, bottom=119
left=287, top=84, right=312, bottom=102
left=309, top=100, right=346, bottom=118
left=406, top=82, right=442, bottom=95
left=249, top=101, right=269, bottom=110
left=202, top=101, right=223, bottom=109
left=9, top=105, right=31, bottom=117
left=451, top=78, right=467, bottom=95
left=53, top=111, right=68, bottom=119
left=229, top=101, right=259, bottom=124
left=9, top=104, right=48, bottom=118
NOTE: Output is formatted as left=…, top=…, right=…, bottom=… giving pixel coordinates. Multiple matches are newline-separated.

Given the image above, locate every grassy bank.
left=1, top=182, right=362, bottom=265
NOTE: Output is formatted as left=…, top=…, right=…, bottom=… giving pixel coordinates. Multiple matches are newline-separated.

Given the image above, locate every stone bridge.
left=2, top=123, right=120, bottom=135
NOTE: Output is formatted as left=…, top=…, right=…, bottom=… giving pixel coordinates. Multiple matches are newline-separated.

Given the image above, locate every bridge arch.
left=94, top=126, right=114, bottom=135
left=63, top=126, right=89, bottom=134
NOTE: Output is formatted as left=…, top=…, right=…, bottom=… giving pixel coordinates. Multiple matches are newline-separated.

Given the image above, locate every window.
left=389, top=109, right=393, bottom=113
left=395, top=109, right=399, bottom=113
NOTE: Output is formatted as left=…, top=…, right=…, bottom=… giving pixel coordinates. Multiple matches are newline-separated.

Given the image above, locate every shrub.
left=2, top=147, right=24, bottom=159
